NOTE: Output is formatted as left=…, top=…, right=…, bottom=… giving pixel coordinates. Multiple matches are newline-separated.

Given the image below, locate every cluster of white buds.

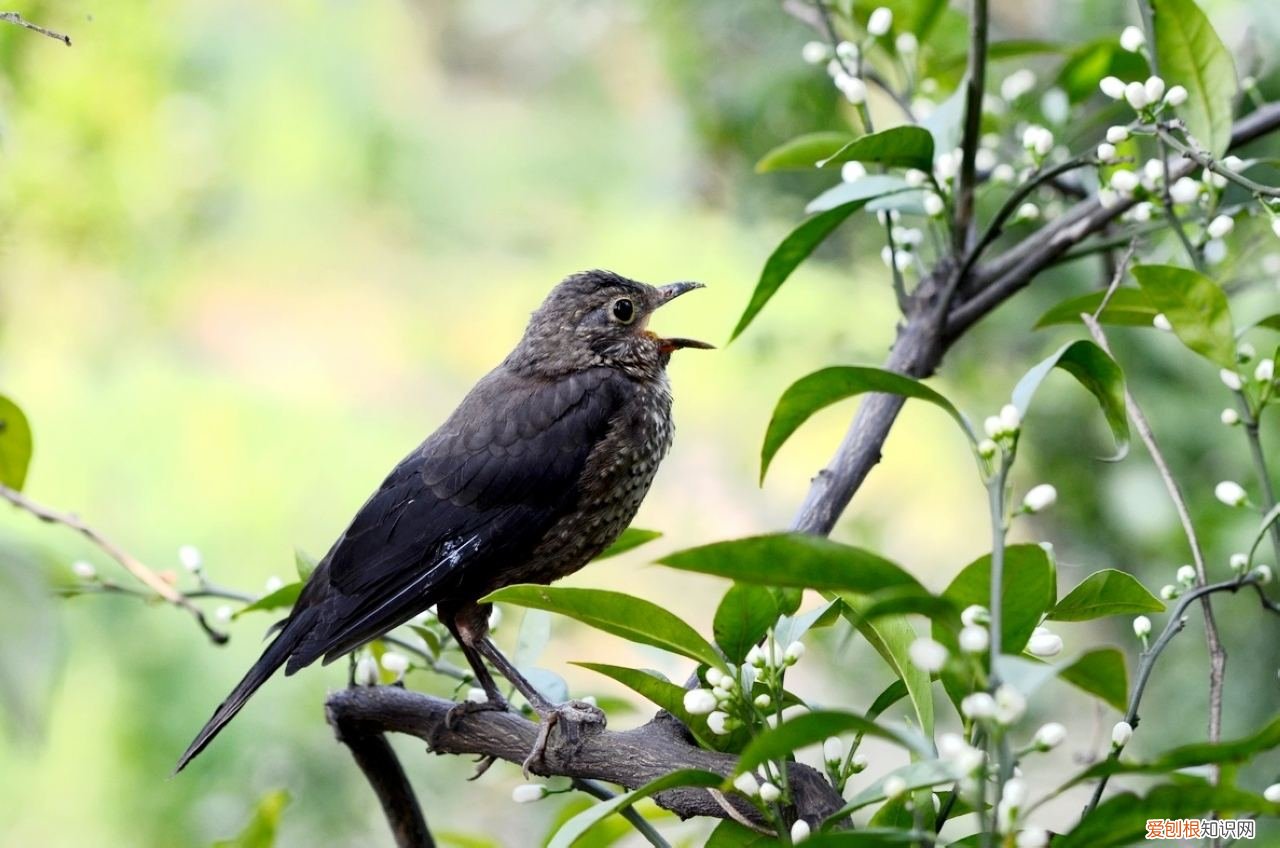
left=983, top=403, right=1022, bottom=444
left=1111, top=720, right=1133, bottom=748
left=1027, top=625, right=1063, bottom=657
left=178, top=544, right=203, bottom=573
left=1021, top=484, right=1058, bottom=514
left=908, top=637, right=949, bottom=672
left=683, top=665, right=740, bottom=718
left=962, top=683, right=1027, bottom=726
left=1099, top=75, right=1186, bottom=112
left=1214, top=480, right=1248, bottom=508
left=747, top=637, right=805, bottom=670
left=1022, top=125, right=1054, bottom=160
left=1031, top=722, right=1067, bottom=751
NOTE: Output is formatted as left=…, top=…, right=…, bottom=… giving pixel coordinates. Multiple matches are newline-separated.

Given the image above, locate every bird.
left=176, top=269, right=710, bottom=773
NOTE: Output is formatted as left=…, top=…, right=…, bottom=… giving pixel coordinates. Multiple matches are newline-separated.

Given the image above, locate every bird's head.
left=510, top=270, right=712, bottom=376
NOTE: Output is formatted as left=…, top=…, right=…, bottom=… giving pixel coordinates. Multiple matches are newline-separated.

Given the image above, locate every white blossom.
left=1119, top=25, right=1146, bottom=52
left=1205, top=170, right=1228, bottom=189
left=1097, top=187, right=1119, bottom=208
left=1164, top=85, right=1188, bottom=107
left=1153, top=313, right=1173, bottom=332
left=1207, top=215, right=1235, bottom=239
left=883, top=775, right=908, bottom=798
left=1033, top=722, right=1067, bottom=750
left=1176, top=564, right=1197, bottom=585
left=733, top=771, right=760, bottom=796
left=867, top=7, right=893, bottom=36
left=791, top=820, right=812, bottom=843
left=1041, top=87, right=1070, bottom=124
left=836, top=41, right=859, bottom=63
left=1111, top=720, right=1133, bottom=747
left=1265, top=783, right=1280, bottom=803
left=1169, top=176, right=1201, bottom=204
left=1133, top=615, right=1152, bottom=638
left=975, top=147, right=998, bottom=172
left=71, top=560, right=97, bottom=580
left=1159, top=584, right=1177, bottom=600
left=178, top=545, right=203, bottom=572
left=1106, top=125, right=1131, bottom=144
left=753, top=693, right=771, bottom=709
left=1015, top=202, right=1040, bottom=221
left=785, top=641, right=806, bottom=664
left=923, top=192, right=945, bottom=217
left=835, top=74, right=867, bottom=105
left=802, top=41, right=830, bottom=64
left=960, top=625, right=990, bottom=654
left=1016, top=828, right=1051, bottom=848
left=850, top=752, right=869, bottom=772
left=759, top=782, right=782, bottom=803
left=841, top=161, right=867, bottom=183
left=962, top=605, right=990, bottom=627
left=823, top=736, right=845, bottom=763
left=684, top=688, right=718, bottom=715
left=977, top=438, right=998, bottom=459
left=1096, top=143, right=1118, bottom=163
left=354, top=656, right=380, bottom=687
left=1255, top=564, right=1274, bottom=585
left=1223, top=155, right=1245, bottom=171
left=1124, top=81, right=1150, bottom=109
left=935, top=149, right=960, bottom=181
left=1022, top=125, right=1054, bottom=157
left=512, top=784, right=548, bottom=804
left=707, top=711, right=732, bottom=735
left=1002, top=777, right=1027, bottom=809
left=909, top=637, right=948, bottom=672
left=1215, top=480, right=1248, bottom=507
left=992, top=163, right=1016, bottom=184
left=962, top=692, right=997, bottom=720
left=1143, top=158, right=1166, bottom=189
left=1000, top=403, right=1021, bottom=433
left=896, top=32, right=918, bottom=55
left=1144, top=76, right=1166, bottom=104
left=1109, top=169, right=1140, bottom=194
left=1027, top=626, right=1064, bottom=658
left=1022, top=484, right=1058, bottom=513
left=995, top=684, right=1027, bottom=725
left=1256, top=358, right=1275, bottom=382
left=1001, top=69, right=1037, bottom=102
left=1220, top=369, right=1244, bottom=391
left=1099, top=76, right=1126, bottom=100
left=380, top=651, right=409, bottom=677
left=1230, top=552, right=1249, bottom=572
left=1130, top=201, right=1153, bottom=222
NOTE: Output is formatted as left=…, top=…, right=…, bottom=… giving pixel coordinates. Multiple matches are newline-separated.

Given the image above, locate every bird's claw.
left=521, top=700, right=606, bottom=778
left=445, top=696, right=509, bottom=731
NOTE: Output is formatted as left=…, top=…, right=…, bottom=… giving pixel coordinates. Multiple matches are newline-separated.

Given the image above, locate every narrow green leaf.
left=0, top=395, right=33, bottom=491
left=1050, top=570, right=1165, bottom=621
left=805, top=175, right=912, bottom=214
left=921, top=83, right=967, bottom=153
left=842, top=603, right=935, bottom=737
left=1237, top=313, right=1280, bottom=337
left=761, top=366, right=975, bottom=482
left=1133, top=264, right=1236, bottom=367
left=1152, top=0, right=1237, bottom=158
left=733, top=710, right=922, bottom=777
left=569, top=661, right=723, bottom=749
left=661, top=533, right=927, bottom=596
left=713, top=584, right=778, bottom=665
left=293, top=549, right=318, bottom=582
left=730, top=201, right=867, bottom=342
left=1058, top=648, right=1128, bottom=712
left=1074, top=715, right=1280, bottom=784
left=547, top=769, right=724, bottom=848
left=1033, top=288, right=1158, bottom=329
left=483, top=585, right=724, bottom=669
left=865, top=679, right=909, bottom=723
left=1011, top=340, right=1130, bottom=460
left=756, top=131, right=857, bottom=172
left=818, top=126, right=935, bottom=171
left=1058, top=784, right=1277, bottom=848
left=213, top=789, right=291, bottom=848
left=1056, top=38, right=1149, bottom=103
left=595, top=527, right=662, bottom=560
left=233, top=583, right=302, bottom=619
left=706, top=821, right=776, bottom=847
left=939, top=545, right=1056, bottom=654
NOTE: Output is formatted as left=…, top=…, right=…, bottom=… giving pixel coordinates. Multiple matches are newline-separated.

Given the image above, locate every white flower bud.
left=908, top=637, right=948, bottom=672
left=1220, top=369, right=1243, bottom=391
left=995, top=684, right=1027, bottom=725
left=835, top=74, right=868, bottom=105
left=1001, top=69, right=1037, bottom=102
left=1204, top=238, right=1226, bottom=265
left=264, top=575, right=284, bottom=593
left=1106, top=125, right=1131, bottom=144
left=214, top=605, right=233, bottom=623
left=1124, top=81, right=1150, bottom=109
left=1022, top=484, right=1058, bottom=514
left=759, top=782, right=782, bottom=803
left=1176, top=564, right=1197, bottom=585
left=1016, top=828, right=1051, bottom=848
left=1130, top=201, right=1153, bottom=222
left=1207, top=215, right=1235, bottom=239
left=823, top=736, right=845, bottom=763
left=960, top=625, right=990, bottom=654
left=1119, top=26, right=1146, bottom=52
left=1256, top=358, right=1275, bottom=382
left=380, top=651, right=409, bottom=677
left=1159, top=584, right=1177, bottom=600
left=707, top=711, right=732, bottom=735
left=465, top=687, right=488, bottom=703
left=992, top=163, right=1016, bottom=184
left=1099, top=76, right=1127, bottom=100
left=977, top=438, right=998, bottom=459
left=896, top=32, right=918, bottom=55
left=1206, top=170, right=1228, bottom=189
left=791, top=819, right=812, bottom=843
left=836, top=41, right=859, bottom=63
left=754, top=693, right=772, bottom=709
left=1169, top=176, right=1201, bottom=204
left=1109, top=169, right=1139, bottom=194
left=841, top=161, right=867, bottom=183
left=867, top=7, right=893, bottom=36
left=1215, top=480, right=1248, bottom=507
left=1000, top=403, right=1021, bottom=433
left=802, top=41, right=830, bottom=64
left=354, top=656, right=380, bottom=687
left=1265, top=783, right=1280, bottom=803
left=1222, top=155, right=1245, bottom=171
left=1027, top=626, right=1063, bottom=657
left=1111, top=720, right=1133, bottom=747
left=71, top=560, right=97, bottom=580
left=1274, top=218, right=1280, bottom=239
left=704, top=666, right=725, bottom=688
left=938, top=732, right=985, bottom=774
left=1131, top=615, right=1152, bottom=639
left=923, top=192, right=945, bottom=217
left=1096, top=143, right=1118, bottom=163
left=962, top=692, right=997, bottom=720
left=1033, top=722, right=1067, bottom=750
left=1229, top=552, right=1249, bottom=572
left=785, top=641, right=806, bottom=664
left=1002, top=777, right=1027, bottom=809
left=883, top=775, right=908, bottom=798
left=746, top=645, right=765, bottom=668
left=684, top=688, right=718, bottom=715
left=962, top=605, right=990, bottom=627
left=1144, top=76, right=1166, bottom=104
left=178, top=545, right=203, bottom=572
left=733, top=771, right=760, bottom=796
left=1016, top=202, right=1040, bottom=221
left=512, top=783, right=548, bottom=804
left=1254, top=564, right=1274, bottom=585
left=1164, top=85, right=1188, bottom=107
left=1148, top=313, right=1172, bottom=332
left=1022, top=125, right=1054, bottom=157
left=850, top=752, right=869, bottom=772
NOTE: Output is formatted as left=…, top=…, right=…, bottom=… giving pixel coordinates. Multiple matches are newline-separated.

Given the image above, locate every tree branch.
left=329, top=708, right=436, bottom=848
left=0, top=11, right=71, bottom=45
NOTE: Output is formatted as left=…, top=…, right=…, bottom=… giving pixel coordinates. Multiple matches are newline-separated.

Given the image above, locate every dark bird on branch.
left=176, top=270, right=710, bottom=773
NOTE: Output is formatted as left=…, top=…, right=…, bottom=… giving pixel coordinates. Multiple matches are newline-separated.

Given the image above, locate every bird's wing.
left=284, top=366, right=626, bottom=670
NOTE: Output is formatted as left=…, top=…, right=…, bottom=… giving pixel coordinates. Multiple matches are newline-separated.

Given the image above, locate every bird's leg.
left=440, top=605, right=510, bottom=730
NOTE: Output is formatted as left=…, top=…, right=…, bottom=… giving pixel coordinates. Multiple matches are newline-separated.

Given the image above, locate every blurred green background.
left=0, top=0, right=1277, bottom=845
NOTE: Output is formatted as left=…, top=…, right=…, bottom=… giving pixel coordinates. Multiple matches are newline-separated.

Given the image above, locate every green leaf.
left=865, top=679, right=909, bottom=723
left=827, top=760, right=959, bottom=820
left=940, top=545, right=1056, bottom=654
left=1132, top=264, right=1236, bottom=367
left=706, top=821, right=777, bottom=847
left=1011, top=339, right=1130, bottom=460
left=867, top=794, right=912, bottom=829
left=661, top=533, right=927, bottom=596
left=0, top=394, right=33, bottom=491
left=1050, top=570, right=1165, bottom=621
left=1058, top=784, right=1277, bottom=848
left=713, top=584, right=778, bottom=665
left=818, top=126, right=935, bottom=171
left=595, top=527, right=662, bottom=560
left=1033, top=288, right=1159, bottom=329
left=547, top=769, right=723, bottom=848
left=921, top=83, right=967, bottom=154
left=1151, top=0, right=1237, bottom=158
left=802, top=831, right=937, bottom=847
left=756, top=131, right=857, bottom=173
left=213, top=789, right=291, bottom=848
left=573, top=663, right=688, bottom=719
left=730, top=201, right=868, bottom=342
left=841, top=604, right=935, bottom=737
left=1058, top=648, right=1128, bottom=712
left=293, top=549, right=318, bottom=582
left=233, top=583, right=302, bottom=619
left=1074, top=715, right=1280, bottom=784
left=761, top=366, right=975, bottom=482
left=1056, top=38, right=1149, bottom=103
left=805, top=175, right=913, bottom=214
left=483, top=585, right=724, bottom=669
left=733, top=710, right=923, bottom=777
left=1239, top=313, right=1280, bottom=336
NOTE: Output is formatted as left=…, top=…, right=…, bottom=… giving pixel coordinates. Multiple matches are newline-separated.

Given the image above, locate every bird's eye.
left=611, top=298, right=635, bottom=324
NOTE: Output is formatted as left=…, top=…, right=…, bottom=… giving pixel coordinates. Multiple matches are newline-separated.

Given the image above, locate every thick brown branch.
left=325, top=687, right=846, bottom=831
left=329, top=709, right=435, bottom=848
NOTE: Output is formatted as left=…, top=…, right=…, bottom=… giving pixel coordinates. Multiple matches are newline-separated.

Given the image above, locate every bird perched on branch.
left=177, top=270, right=710, bottom=773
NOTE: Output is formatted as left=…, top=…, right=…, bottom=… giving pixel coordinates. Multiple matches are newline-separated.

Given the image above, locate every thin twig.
left=1, top=483, right=228, bottom=643
left=1154, top=126, right=1280, bottom=199
left=952, top=0, right=989, bottom=250
left=0, top=11, right=71, bottom=45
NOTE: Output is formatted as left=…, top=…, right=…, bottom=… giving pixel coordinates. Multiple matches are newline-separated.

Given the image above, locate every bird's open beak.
left=653, top=281, right=713, bottom=354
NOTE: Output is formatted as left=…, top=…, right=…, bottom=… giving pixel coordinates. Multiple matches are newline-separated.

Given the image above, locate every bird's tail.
left=174, top=607, right=317, bottom=773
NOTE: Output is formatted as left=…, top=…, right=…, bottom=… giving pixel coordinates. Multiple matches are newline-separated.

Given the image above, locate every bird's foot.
left=445, top=695, right=510, bottom=731
left=521, top=700, right=606, bottom=778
